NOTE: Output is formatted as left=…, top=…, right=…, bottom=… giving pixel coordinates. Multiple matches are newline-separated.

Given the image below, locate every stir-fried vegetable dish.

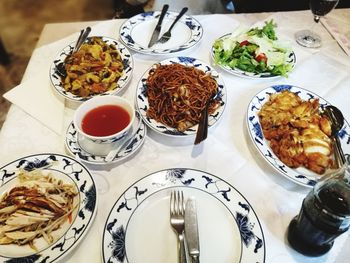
left=62, top=37, right=124, bottom=97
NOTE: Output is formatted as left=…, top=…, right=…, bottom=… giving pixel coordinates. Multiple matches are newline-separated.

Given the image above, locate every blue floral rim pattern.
left=0, top=153, right=97, bottom=262
left=102, top=168, right=266, bottom=262
left=246, top=84, right=350, bottom=187
left=50, top=36, right=133, bottom=102
left=119, top=11, right=203, bottom=55
left=135, top=56, right=227, bottom=138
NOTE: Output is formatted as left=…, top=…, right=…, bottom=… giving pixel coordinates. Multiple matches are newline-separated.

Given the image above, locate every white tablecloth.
left=1, top=9, right=350, bottom=263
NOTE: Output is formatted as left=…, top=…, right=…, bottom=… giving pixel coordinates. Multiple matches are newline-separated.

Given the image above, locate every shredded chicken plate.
left=258, top=90, right=333, bottom=174
left=0, top=170, right=78, bottom=251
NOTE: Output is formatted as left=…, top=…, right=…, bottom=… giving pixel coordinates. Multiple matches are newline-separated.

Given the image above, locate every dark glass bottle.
left=287, top=155, right=350, bottom=256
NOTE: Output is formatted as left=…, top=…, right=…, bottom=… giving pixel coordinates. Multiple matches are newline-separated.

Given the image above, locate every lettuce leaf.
left=212, top=19, right=293, bottom=76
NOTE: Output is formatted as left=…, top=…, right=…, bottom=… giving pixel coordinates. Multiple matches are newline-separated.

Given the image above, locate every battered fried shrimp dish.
left=0, top=170, right=78, bottom=251
left=258, top=90, right=333, bottom=174
left=62, top=37, right=124, bottom=97
left=146, top=64, right=220, bottom=132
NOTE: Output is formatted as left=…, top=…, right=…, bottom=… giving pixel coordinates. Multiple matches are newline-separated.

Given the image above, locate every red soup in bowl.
left=81, top=104, right=131, bottom=137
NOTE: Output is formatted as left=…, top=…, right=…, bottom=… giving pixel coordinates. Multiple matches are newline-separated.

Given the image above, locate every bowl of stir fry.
left=50, top=36, right=133, bottom=102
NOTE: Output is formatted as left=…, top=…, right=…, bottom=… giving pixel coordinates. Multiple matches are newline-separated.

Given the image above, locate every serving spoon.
left=104, top=114, right=142, bottom=163
left=73, top=27, right=91, bottom=53
left=194, top=92, right=218, bottom=145
left=56, top=26, right=91, bottom=78
left=325, top=105, right=346, bottom=168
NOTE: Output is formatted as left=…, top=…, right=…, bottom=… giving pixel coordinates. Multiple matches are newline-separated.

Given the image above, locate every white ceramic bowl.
left=73, top=95, right=135, bottom=156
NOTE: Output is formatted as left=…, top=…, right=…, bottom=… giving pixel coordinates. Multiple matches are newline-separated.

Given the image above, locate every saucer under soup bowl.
left=73, top=95, right=135, bottom=156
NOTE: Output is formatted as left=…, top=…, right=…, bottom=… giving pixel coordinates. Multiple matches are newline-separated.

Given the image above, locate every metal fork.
left=157, top=7, right=188, bottom=44
left=170, top=190, right=187, bottom=263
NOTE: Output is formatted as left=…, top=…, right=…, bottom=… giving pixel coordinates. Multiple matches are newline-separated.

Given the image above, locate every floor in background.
left=0, top=0, right=115, bottom=130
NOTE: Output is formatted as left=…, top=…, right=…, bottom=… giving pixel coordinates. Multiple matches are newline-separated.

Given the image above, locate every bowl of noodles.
left=135, top=56, right=227, bottom=140
left=50, top=36, right=133, bottom=102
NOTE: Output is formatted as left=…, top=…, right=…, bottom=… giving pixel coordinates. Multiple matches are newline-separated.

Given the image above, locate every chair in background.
left=233, top=0, right=350, bottom=13
left=0, top=37, right=10, bottom=65
left=113, top=0, right=236, bottom=17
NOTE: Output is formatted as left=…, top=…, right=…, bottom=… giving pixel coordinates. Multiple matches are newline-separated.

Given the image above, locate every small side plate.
left=119, top=11, right=203, bottom=55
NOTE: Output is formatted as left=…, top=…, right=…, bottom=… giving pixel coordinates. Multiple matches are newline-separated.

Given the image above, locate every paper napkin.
left=2, top=32, right=79, bottom=135
left=3, top=74, right=65, bottom=135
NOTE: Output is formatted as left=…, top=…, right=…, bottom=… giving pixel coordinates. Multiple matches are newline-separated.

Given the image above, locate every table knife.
left=148, top=4, right=169, bottom=48
left=185, top=198, right=200, bottom=263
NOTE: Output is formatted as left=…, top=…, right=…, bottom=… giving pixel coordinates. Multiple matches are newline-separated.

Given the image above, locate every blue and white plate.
left=136, top=56, right=227, bottom=138
left=246, top=85, right=350, bottom=187
left=65, top=112, right=147, bottom=165
left=50, top=36, right=133, bottom=102
left=119, top=11, right=203, bottom=55
left=102, top=168, right=265, bottom=263
left=211, top=33, right=296, bottom=79
left=0, top=153, right=97, bottom=262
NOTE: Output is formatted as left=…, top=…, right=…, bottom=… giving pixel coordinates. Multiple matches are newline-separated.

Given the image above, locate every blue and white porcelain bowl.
left=50, top=36, right=133, bottom=102
left=74, top=95, right=135, bottom=156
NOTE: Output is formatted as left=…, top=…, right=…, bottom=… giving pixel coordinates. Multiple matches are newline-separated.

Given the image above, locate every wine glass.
left=92, top=171, right=110, bottom=194
left=295, top=0, right=339, bottom=48
left=75, top=153, right=110, bottom=194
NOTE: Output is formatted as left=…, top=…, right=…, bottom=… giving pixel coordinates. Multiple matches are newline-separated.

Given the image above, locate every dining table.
left=1, top=8, right=350, bottom=263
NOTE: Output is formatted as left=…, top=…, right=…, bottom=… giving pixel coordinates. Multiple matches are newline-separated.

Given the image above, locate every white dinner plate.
left=50, top=36, right=133, bottom=102
left=0, top=153, right=97, bottom=262
left=65, top=112, right=147, bottom=165
left=102, top=168, right=265, bottom=263
left=246, top=84, right=350, bottom=187
left=119, top=11, right=203, bottom=55
left=211, top=33, right=296, bottom=79
left=135, top=56, right=227, bottom=138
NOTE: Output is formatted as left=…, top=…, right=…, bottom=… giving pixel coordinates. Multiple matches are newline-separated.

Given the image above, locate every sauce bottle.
left=287, top=155, right=350, bottom=256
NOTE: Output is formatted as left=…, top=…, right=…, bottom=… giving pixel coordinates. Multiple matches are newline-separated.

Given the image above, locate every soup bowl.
left=73, top=95, right=135, bottom=156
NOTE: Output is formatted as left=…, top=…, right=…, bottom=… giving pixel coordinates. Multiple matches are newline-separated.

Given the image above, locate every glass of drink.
left=287, top=155, right=350, bottom=256
left=295, top=0, right=339, bottom=48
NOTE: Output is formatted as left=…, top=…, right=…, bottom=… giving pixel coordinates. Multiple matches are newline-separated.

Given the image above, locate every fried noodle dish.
left=258, top=90, right=333, bottom=174
left=62, top=37, right=124, bottom=97
left=146, top=63, right=220, bottom=132
left=0, top=170, right=78, bottom=251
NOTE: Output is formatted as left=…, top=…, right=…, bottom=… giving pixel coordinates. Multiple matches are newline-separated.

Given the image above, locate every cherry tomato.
left=239, top=40, right=250, bottom=47
left=256, top=53, right=267, bottom=64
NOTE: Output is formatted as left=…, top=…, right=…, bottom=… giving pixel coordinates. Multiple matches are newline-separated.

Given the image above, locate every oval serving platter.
left=246, top=84, right=350, bottom=187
